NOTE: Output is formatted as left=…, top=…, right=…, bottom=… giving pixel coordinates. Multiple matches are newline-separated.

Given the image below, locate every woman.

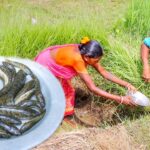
left=35, top=37, right=136, bottom=116
left=141, top=37, right=150, bottom=82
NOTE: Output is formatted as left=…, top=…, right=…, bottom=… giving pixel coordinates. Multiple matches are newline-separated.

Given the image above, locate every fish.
left=0, top=66, right=12, bottom=86
left=35, top=91, right=46, bottom=108
left=0, top=114, right=21, bottom=125
left=10, top=70, right=27, bottom=97
left=2, top=61, right=16, bottom=80
left=5, top=59, right=46, bottom=107
left=0, top=70, right=27, bottom=105
left=26, top=105, right=43, bottom=116
left=20, top=110, right=45, bottom=134
left=15, top=88, right=35, bottom=105
left=0, top=128, right=11, bottom=138
left=0, top=65, right=15, bottom=97
left=0, top=121, right=21, bottom=135
left=0, top=105, right=32, bottom=118
left=5, top=59, right=33, bottom=75
left=18, top=100, right=37, bottom=107
left=14, top=80, right=36, bottom=102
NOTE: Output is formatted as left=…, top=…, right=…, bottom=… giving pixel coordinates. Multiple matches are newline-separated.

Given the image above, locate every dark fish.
left=15, top=80, right=36, bottom=103
left=0, top=121, right=21, bottom=135
left=35, top=92, right=46, bottom=108
left=0, top=128, right=11, bottom=138
left=0, top=66, right=12, bottom=86
left=20, top=110, right=45, bottom=134
left=18, top=100, right=38, bottom=107
left=0, top=105, right=32, bottom=118
left=0, top=114, right=21, bottom=125
left=5, top=59, right=46, bottom=107
left=5, top=59, right=33, bottom=75
left=10, top=70, right=26, bottom=98
left=0, top=66, right=13, bottom=97
left=0, top=70, right=26, bottom=105
left=15, top=88, right=35, bottom=105
left=2, top=61, right=16, bottom=80
left=30, top=72, right=46, bottom=108
left=26, top=105, right=43, bottom=116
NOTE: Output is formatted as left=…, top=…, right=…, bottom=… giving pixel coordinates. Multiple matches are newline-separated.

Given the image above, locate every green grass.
left=0, top=0, right=108, bottom=58
left=116, top=0, right=150, bottom=38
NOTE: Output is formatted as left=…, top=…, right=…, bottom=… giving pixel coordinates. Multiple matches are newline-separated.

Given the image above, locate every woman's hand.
left=142, top=68, right=150, bottom=82
left=120, top=96, right=136, bottom=106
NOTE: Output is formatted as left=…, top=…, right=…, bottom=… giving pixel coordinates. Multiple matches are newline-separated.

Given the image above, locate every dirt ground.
left=33, top=125, right=145, bottom=150
left=32, top=86, right=147, bottom=150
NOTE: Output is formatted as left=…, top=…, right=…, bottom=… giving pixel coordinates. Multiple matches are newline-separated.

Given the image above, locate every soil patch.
left=74, top=98, right=117, bottom=127
left=33, top=125, right=145, bottom=150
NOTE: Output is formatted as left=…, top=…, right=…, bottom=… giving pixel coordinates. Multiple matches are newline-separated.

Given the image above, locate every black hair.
left=78, top=40, right=103, bottom=58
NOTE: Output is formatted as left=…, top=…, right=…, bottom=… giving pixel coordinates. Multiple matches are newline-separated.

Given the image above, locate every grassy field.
left=1, top=0, right=150, bottom=148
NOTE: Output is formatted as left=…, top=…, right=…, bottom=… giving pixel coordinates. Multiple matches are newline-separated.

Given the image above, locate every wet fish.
left=0, top=114, right=21, bottom=125
left=2, top=61, right=16, bottom=80
left=15, top=88, right=35, bottom=105
left=20, top=110, right=45, bottom=134
left=0, top=128, right=11, bottom=138
left=0, top=105, right=32, bottom=118
left=5, top=59, right=46, bottom=107
left=0, top=121, right=21, bottom=135
left=10, top=70, right=27, bottom=97
left=35, top=91, right=45, bottom=108
left=5, top=59, right=33, bottom=75
left=18, top=100, right=36, bottom=107
left=0, top=66, right=12, bottom=86
left=29, top=74, right=46, bottom=108
left=0, top=65, right=15, bottom=97
left=26, top=105, right=43, bottom=116
left=0, top=70, right=27, bottom=105
left=15, top=80, right=36, bottom=102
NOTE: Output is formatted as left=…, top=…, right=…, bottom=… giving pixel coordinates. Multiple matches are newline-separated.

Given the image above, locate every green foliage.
left=0, top=0, right=108, bottom=58
left=122, top=0, right=150, bottom=37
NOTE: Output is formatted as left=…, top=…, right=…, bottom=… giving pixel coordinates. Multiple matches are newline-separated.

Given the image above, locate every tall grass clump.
left=91, top=38, right=150, bottom=97
left=0, top=0, right=109, bottom=58
left=123, top=0, right=150, bottom=37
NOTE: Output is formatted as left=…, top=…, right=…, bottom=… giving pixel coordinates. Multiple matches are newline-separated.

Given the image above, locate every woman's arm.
left=93, top=63, right=136, bottom=91
left=78, top=73, right=135, bottom=105
left=141, top=43, right=150, bottom=82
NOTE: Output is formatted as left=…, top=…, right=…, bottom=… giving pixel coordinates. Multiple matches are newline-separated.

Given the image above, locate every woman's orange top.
left=52, top=45, right=88, bottom=74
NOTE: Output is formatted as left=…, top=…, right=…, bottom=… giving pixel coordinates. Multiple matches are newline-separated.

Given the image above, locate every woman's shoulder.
left=58, top=44, right=79, bottom=50
left=57, top=44, right=80, bottom=56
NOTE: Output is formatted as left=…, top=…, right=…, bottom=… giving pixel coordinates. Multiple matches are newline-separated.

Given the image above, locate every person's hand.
left=142, top=69, right=150, bottom=82
left=120, top=96, right=136, bottom=106
left=126, top=83, right=137, bottom=92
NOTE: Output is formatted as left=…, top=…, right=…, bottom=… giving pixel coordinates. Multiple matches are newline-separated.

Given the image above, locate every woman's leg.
left=57, top=77, right=75, bottom=116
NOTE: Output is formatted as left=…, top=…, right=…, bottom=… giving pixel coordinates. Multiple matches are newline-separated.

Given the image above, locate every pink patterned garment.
left=34, top=44, right=79, bottom=116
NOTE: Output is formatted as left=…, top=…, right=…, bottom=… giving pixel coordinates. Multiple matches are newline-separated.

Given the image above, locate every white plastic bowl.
left=127, top=91, right=150, bottom=106
left=0, top=57, right=65, bottom=150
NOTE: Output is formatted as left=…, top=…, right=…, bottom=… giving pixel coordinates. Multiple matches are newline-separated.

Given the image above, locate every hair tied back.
left=80, top=37, right=90, bottom=44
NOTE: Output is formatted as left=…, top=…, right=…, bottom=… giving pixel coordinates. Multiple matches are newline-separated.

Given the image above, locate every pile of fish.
left=0, top=59, right=46, bottom=138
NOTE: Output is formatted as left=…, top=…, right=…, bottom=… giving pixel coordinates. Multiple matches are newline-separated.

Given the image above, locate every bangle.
left=120, top=96, right=124, bottom=104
